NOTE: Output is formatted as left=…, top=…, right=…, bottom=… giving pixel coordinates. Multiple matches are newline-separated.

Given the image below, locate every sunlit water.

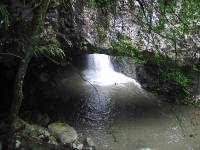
left=83, top=54, right=141, bottom=87
left=32, top=54, right=200, bottom=150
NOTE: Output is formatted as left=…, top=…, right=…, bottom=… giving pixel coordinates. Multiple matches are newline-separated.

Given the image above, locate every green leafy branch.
left=34, top=43, right=65, bottom=58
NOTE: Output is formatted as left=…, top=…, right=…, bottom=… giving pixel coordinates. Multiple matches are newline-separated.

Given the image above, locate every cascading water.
left=83, top=54, right=141, bottom=87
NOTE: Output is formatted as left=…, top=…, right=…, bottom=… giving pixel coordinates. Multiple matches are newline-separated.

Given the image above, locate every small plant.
left=166, top=71, right=190, bottom=87
left=110, top=35, right=193, bottom=102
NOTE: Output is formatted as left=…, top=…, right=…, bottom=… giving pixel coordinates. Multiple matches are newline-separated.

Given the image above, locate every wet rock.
left=112, top=56, right=137, bottom=79
left=86, top=137, right=95, bottom=148
left=71, top=142, right=83, bottom=150
left=136, top=66, right=154, bottom=86
left=38, top=128, right=51, bottom=142
left=15, top=119, right=58, bottom=146
left=14, top=135, right=59, bottom=150
left=48, top=123, right=78, bottom=145
left=49, top=136, right=58, bottom=145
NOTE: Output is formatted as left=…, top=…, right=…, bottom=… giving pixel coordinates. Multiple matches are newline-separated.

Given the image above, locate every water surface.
left=33, top=54, right=200, bottom=150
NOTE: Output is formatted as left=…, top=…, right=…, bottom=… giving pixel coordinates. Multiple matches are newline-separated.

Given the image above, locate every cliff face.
left=45, top=0, right=138, bottom=53
left=1, top=0, right=198, bottom=104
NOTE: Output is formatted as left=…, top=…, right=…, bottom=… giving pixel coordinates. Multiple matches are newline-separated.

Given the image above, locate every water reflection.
left=77, top=87, right=112, bottom=126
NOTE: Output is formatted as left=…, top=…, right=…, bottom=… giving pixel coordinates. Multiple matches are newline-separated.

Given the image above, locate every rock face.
left=48, top=123, right=78, bottom=144
left=112, top=56, right=137, bottom=79
left=44, top=0, right=139, bottom=54
left=136, top=65, right=156, bottom=89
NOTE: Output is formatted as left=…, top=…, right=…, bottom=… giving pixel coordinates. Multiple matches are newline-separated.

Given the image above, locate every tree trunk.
left=3, top=0, right=51, bottom=149
left=4, top=50, right=33, bottom=150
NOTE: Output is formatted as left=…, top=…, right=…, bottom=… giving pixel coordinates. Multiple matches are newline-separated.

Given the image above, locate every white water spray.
left=83, top=54, right=141, bottom=87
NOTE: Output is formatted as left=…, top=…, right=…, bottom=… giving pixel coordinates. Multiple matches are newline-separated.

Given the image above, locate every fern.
left=34, top=44, right=65, bottom=59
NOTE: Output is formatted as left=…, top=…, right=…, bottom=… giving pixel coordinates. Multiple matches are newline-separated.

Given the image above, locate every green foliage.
left=144, top=52, right=192, bottom=102
left=0, top=3, right=9, bottom=30
left=135, top=0, right=200, bottom=61
left=112, top=0, right=199, bottom=102
left=110, top=36, right=141, bottom=61
left=34, top=43, right=65, bottom=58
left=87, top=0, right=97, bottom=8
left=166, top=71, right=190, bottom=88
left=88, top=0, right=116, bottom=9
left=144, top=52, right=189, bottom=82
left=87, top=0, right=117, bottom=16
left=97, top=27, right=107, bottom=42
left=192, top=63, right=200, bottom=73
left=109, top=36, right=144, bottom=63
left=110, top=35, right=192, bottom=102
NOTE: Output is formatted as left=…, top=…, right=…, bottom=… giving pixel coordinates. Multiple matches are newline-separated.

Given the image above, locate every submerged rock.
left=48, top=123, right=78, bottom=145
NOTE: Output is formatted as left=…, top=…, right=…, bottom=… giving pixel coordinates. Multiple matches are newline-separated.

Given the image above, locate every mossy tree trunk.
left=3, top=0, right=51, bottom=149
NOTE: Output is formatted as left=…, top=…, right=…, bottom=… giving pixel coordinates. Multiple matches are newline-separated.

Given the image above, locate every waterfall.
left=83, top=54, right=141, bottom=87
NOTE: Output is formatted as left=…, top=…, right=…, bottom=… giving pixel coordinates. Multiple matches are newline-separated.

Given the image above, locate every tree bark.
left=5, top=49, right=33, bottom=150
left=3, top=0, right=51, bottom=149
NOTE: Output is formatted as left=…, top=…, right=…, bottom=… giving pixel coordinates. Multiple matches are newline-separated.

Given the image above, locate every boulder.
left=48, top=123, right=78, bottom=145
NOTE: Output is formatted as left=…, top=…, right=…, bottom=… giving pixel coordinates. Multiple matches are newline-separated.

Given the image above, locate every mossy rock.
left=48, top=123, right=78, bottom=145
